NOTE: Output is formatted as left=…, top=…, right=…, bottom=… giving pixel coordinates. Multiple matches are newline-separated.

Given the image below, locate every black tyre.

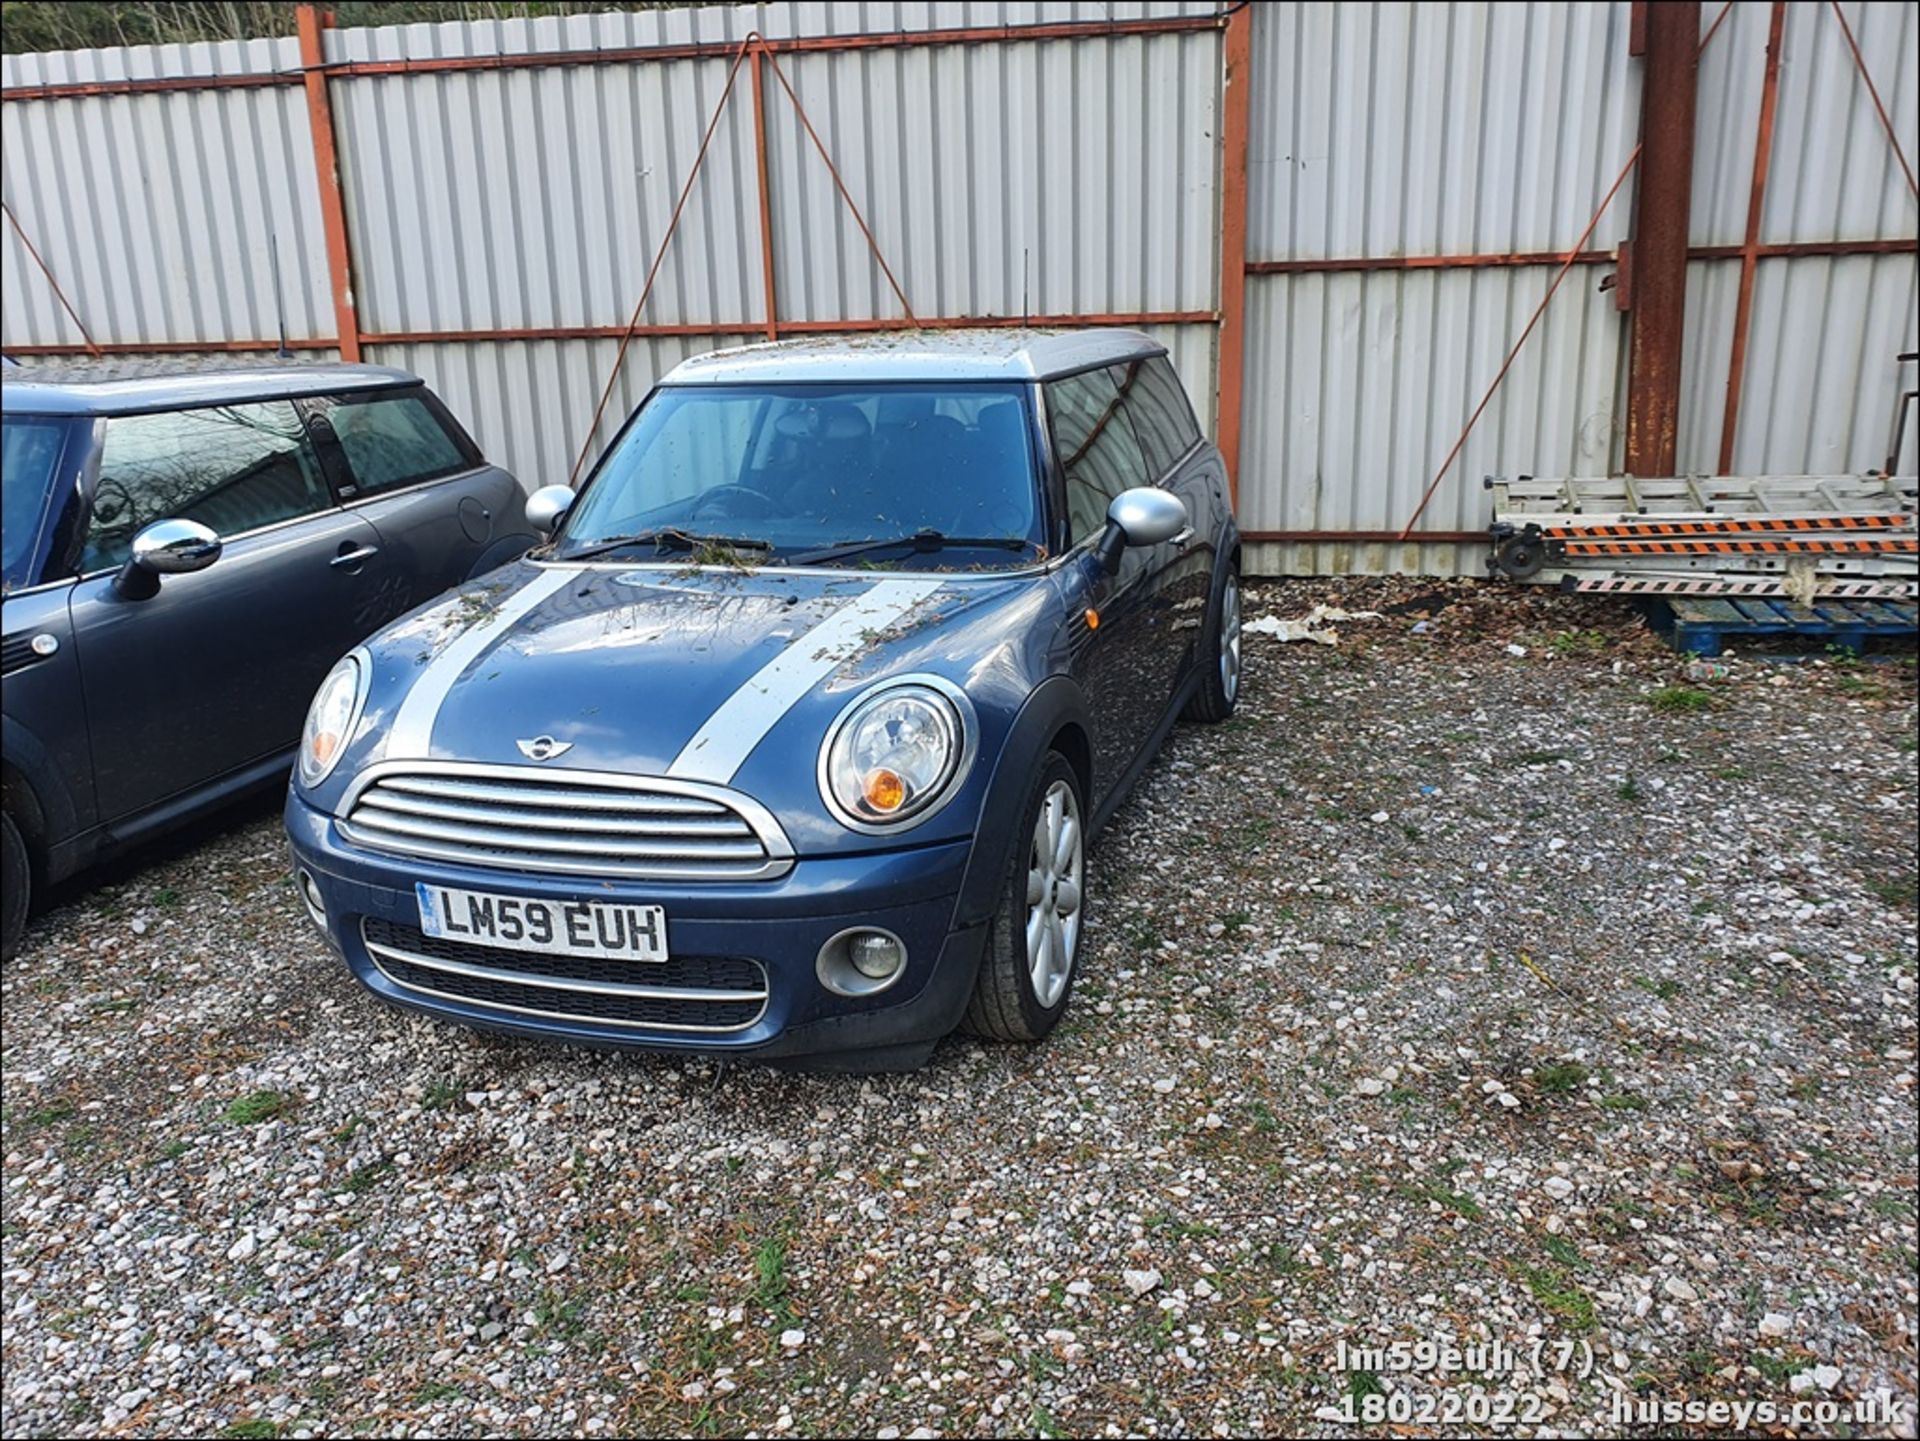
left=1183, top=556, right=1242, bottom=722
left=961, top=752, right=1087, bottom=1043
left=2, top=811, right=28, bottom=963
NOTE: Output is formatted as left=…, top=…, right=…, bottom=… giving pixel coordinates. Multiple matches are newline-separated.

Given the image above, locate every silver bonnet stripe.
left=386, top=566, right=581, bottom=759
left=668, top=577, right=945, bottom=783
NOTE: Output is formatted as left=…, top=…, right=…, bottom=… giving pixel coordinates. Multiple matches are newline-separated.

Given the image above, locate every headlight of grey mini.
left=818, top=676, right=977, bottom=832
left=298, top=651, right=369, bottom=788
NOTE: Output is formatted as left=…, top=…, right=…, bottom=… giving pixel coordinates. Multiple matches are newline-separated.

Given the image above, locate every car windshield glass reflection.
left=558, top=382, right=1042, bottom=569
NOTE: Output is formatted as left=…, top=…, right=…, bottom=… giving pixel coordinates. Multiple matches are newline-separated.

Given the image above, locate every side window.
left=1122, top=355, right=1202, bottom=476
left=82, top=401, right=330, bottom=572
left=325, top=389, right=478, bottom=495
left=1046, top=368, right=1151, bottom=547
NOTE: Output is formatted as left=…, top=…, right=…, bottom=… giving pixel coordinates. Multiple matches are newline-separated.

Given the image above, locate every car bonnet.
left=355, top=559, right=1027, bottom=785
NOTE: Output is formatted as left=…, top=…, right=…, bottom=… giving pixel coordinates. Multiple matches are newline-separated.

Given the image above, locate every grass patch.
left=1633, top=976, right=1682, bottom=1000
left=1616, top=777, right=1642, bottom=801
left=1399, top=1180, right=1483, bottom=1220
left=1548, top=629, right=1608, bottom=657
left=1600, top=1093, right=1648, bottom=1112
left=220, top=1424, right=280, bottom=1440
left=225, top=1091, right=290, bottom=1125
left=1540, top=1233, right=1584, bottom=1269
left=343, top=1159, right=393, bottom=1194
left=1519, top=1265, right=1596, bottom=1329
left=420, top=1079, right=461, bottom=1110
left=1533, top=1061, right=1590, bottom=1096
left=753, top=1229, right=795, bottom=1328
left=1867, top=874, right=1917, bottom=909
left=1648, top=686, right=1712, bottom=713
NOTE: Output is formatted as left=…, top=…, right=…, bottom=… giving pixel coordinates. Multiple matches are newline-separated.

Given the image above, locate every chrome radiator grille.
left=339, top=763, right=793, bottom=881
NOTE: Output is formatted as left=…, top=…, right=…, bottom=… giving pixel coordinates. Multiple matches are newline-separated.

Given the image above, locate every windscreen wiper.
left=786, top=531, right=1036, bottom=568
left=560, top=529, right=775, bottom=563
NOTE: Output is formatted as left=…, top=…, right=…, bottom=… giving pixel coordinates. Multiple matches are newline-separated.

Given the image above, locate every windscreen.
left=558, top=382, right=1042, bottom=568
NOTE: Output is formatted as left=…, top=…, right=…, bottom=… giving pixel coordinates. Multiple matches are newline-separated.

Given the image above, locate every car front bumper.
left=284, top=791, right=986, bottom=1067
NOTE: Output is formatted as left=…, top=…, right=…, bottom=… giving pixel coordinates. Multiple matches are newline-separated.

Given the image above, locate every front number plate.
left=416, top=883, right=668, bottom=963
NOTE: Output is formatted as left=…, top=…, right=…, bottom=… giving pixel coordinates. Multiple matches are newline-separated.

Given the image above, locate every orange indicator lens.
left=863, top=768, right=907, bottom=812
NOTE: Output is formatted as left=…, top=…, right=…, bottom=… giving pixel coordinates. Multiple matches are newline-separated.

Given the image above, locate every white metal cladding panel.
left=1692, top=1, right=1920, bottom=248
left=1678, top=253, right=1919, bottom=475
left=1240, top=265, right=1625, bottom=535
left=328, top=16, right=765, bottom=335
left=367, top=333, right=740, bottom=489
left=762, top=27, right=1219, bottom=324
left=0, top=38, right=332, bottom=348
left=1247, top=1, right=1640, bottom=262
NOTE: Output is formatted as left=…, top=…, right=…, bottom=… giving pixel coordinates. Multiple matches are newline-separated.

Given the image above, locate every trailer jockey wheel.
left=1495, top=532, right=1547, bottom=579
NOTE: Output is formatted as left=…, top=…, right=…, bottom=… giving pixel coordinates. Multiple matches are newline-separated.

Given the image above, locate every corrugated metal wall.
left=0, top=36, right=333, bottom=347
left=1682, top=0, right=1920, bottom=479
left=1242, top=0, right=1642, bottom=576
left=4, top=1, right=1915, bottom=578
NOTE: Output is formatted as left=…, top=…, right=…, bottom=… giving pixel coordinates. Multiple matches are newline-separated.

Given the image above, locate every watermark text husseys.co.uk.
left=1613, top=1391, right=1907, bottom=1431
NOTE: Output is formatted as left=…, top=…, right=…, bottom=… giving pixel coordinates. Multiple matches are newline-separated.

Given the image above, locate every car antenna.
left=269, top=230, right=292, bottom=360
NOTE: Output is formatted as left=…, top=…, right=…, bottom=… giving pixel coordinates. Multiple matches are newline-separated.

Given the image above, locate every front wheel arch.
left=952, top=677, right=1092, bottom=931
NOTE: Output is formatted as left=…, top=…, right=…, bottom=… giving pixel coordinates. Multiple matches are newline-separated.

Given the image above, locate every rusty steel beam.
left=1, top=12, right=1225, bottom=105
left=1719, top=0, right=1787, bottom=476
left=7, top=337, right=336, bottom=357
left=1244, top=238, right=1913, bottom=276
left=9, top=310, right=1219, bottom=358
left=1623, top=0, right=1701, bottom=478
left=1213, top=2, right=1254, bottom=510
left=325, top=14, right=1226, bottom=80
left=1, top=72, right=297, bottom=102
left=750, top=44, right=779, bottom=342
left=1248, top=250, right=1616, bottom=275
left=296, top=5, right=362, bottom=363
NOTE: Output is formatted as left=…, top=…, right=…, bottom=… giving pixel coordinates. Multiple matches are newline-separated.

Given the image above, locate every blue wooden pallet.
left=1647, top=596, right=1918, bottom=656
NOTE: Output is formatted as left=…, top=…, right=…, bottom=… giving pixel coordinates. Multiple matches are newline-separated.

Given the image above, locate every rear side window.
left=1120, top=355, right=1202, bottom=476
left=1046, top=368, right=1151, bottom=547
left=324, top=389, right=478, bottom=495
left=82, top=401, right=330, bottom=572
left=2, top=415, right=69, bottom=588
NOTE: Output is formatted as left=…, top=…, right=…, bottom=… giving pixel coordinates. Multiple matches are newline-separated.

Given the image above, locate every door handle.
left=330, top=544, right=380, bottom=570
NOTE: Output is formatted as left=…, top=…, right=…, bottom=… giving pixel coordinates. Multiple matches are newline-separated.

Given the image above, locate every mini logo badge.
left=516, top=735, right=573, bottom=761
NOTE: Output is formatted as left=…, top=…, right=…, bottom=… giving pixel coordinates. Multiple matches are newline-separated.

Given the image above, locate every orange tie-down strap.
left=1539, top=513, right=1913, bottom=538
left=1556, top=536, right=1919, bottom=557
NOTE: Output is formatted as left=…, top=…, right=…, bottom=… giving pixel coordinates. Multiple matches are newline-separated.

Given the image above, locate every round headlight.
left=299, top=652, right=367, bottom=788
left=819, top=678, right=976, bottom=831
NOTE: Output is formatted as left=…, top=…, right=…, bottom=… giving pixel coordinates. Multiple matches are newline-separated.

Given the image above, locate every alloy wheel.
left=1024, top=779, right=1084, bottom=1008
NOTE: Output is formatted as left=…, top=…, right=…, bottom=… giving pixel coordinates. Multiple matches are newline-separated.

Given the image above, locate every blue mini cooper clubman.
left=285, top=329, right=1242, bottom=1070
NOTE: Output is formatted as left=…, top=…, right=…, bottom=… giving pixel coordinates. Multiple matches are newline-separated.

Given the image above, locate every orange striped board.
left=1562, top=575, right=1918, bottom=599
left=1556, top=537, right=1919, bottom=557
left=1537, top=513, right=1913, bottom=539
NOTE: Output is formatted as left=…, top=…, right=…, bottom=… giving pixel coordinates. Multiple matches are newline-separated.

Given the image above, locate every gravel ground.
left=3, top=578, right=1916, bottom=1439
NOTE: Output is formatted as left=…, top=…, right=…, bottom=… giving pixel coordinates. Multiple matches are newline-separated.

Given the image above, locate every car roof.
left=662, top=328, right=1167, bottom=386
left=0, top=358, right=420, bottom=416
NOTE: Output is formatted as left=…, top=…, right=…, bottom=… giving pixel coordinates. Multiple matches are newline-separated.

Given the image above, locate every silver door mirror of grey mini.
left=114, top=518, right=223, bottom=599
left=1096, top=486, right=1189, bottom=573
left=525, top=485, right=575, bottom=535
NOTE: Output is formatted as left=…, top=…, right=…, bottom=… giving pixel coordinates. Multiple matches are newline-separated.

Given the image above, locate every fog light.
left=297, top=868, right=328, bottom=931
left=849, top=931, right=904, bottom=980
left=816, top=927, right=909, bottom=997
